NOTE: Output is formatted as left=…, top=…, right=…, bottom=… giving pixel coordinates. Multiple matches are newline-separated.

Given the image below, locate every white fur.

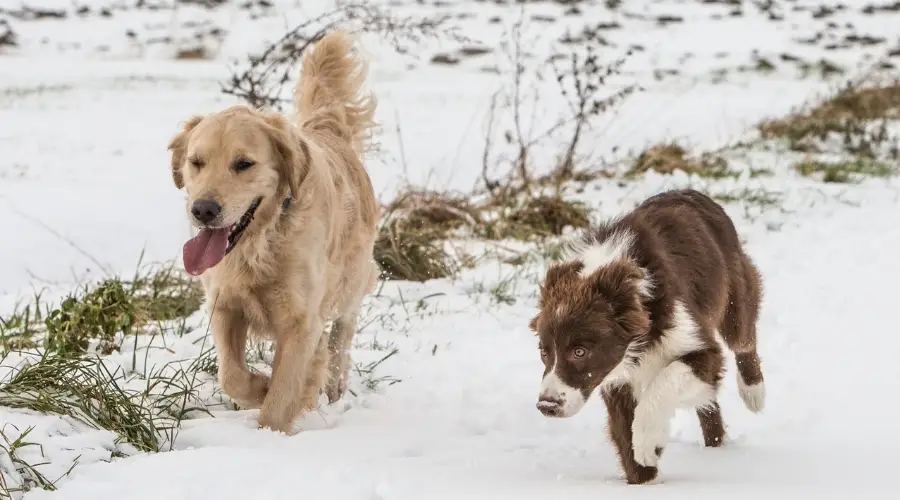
left=538, top=367, right=586, bottom=418
left=576, top=231, right=635, bottom=277
left=631, top=360, right=716, bottom=466
left=548, top=231, right=652, bottom=325
left=598, top=300, right=715, bottom=467
left=601, top=300, right=707, bottom=392
left=737, top=373, right=766, bottom=413
left=566, top=230, right=653, bottom=298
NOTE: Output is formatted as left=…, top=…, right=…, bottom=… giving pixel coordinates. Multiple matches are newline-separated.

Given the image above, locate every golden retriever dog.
left=166, top=30, right=379, bottom=434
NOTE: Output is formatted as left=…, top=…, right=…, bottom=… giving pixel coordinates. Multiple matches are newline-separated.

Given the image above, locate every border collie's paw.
left=632, top=405, right=669, bottom=467
left=626, top=465, right=661, bottom=485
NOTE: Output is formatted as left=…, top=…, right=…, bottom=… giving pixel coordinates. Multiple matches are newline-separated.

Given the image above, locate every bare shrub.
left=221, top=3, right=463, bottom=109
left=480, top=11, right=639, bottom=200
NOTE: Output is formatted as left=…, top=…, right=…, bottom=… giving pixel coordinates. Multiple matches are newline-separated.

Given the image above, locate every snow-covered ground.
left=2, top=0, right=900, bottom=498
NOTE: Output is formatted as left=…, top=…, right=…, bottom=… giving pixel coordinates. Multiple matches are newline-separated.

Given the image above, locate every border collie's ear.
left=586, top=263, right=650, bottom=335
left=534, top=261, right=584, bottom=335
left=528, top=313, right=540, bottom=335
left=262, top=114, right=311, bottom=198
left=543, top=261, right=584, bottom=289
left=167, top=116, right=204, bottom=189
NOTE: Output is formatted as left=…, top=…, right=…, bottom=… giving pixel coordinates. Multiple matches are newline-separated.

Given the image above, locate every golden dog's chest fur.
left=167, top=31, right=380, bottom=434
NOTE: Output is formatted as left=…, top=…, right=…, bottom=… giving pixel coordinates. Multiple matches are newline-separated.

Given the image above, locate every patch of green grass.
left=0, top=425, right=77, bottom=498
left=536, top=239, right=567, bottom=262
left=0, top=264, right=213, bottom=498
left=0, top=293, right=47, bottom=353
left=711, top=187, right=782, bottom=209
left=489, top=268, right=524, bottom=306
left=749, top=167, right=775, bottom=178
left=0, top=353, right=191, bottom=453
left=352, top=348, right=401, bottom=394
left=792, top=158, right=898, bottom=183
left=0, top=265, right=204, bottom=357
left=798, top=58, right=844, bottom=79
left=752, top=55, right=776, bottom=73
left=190, top=346, right=219, bottom=377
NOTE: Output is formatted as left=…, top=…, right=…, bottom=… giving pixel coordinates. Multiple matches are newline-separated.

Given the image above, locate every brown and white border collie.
left=529, top=189, right=765, bottom=485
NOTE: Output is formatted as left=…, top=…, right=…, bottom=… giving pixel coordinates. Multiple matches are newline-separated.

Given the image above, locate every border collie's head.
left=530, top=259, right=651, bottom=418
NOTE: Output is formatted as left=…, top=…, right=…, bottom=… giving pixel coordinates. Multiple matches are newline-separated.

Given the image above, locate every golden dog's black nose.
left=191, top=199, right=222, bottom=225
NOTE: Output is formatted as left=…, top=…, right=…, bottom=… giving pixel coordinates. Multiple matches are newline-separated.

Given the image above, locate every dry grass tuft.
left=174, top=47, right=213, bottom=60
left=383, top=190, right=481, bottom=237
left=371, top=189, right=593, bottom=280
left=374, top=218, right=459, bottom=283
left=373, top=190, right=475, bottom=282
left=627, top=143, right=736, bottom=178
left=487, top=196, right=591, bottom=240
left=759, top=80, right=900, bottom=157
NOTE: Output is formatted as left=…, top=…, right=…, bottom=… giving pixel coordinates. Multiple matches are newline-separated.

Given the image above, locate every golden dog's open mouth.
left=182, top=197, right=262, bottom=276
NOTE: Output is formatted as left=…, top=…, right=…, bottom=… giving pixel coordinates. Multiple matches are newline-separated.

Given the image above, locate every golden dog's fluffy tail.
left=294, top=30, right=376, bottom=156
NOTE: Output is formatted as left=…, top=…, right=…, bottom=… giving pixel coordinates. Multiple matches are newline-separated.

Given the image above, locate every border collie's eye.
left=539, top=348, right=549, bottom=359
left=234, top=159, right=255, bottom=172
left=573, top=347, right=587, bottom=358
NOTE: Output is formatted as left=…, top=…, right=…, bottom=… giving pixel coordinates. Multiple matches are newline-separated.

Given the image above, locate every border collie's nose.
left=537, top=393, right=564, bottom=417
left=192, top=199, right=222, bottom=225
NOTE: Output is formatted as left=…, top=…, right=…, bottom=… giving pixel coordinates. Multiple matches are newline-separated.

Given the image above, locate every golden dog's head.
left=167, top=106, right=309, bottom=276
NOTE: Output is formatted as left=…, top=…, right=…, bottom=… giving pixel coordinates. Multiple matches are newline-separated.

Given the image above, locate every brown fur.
left=166, top=30, right=380, bottom=434
left=531, top=189, right=765, bottom=484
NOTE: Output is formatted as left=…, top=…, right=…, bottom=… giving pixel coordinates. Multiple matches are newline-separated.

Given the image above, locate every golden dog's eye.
left=189, top=156, right=204, bottom=169
left=573, top=347, right=587, bottom=358
left=233, top=159, right=255, bottom=172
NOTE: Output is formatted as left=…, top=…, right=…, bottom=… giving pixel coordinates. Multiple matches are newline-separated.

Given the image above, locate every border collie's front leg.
left=632, top=349, right=722, bottom=466
left=603, top=385, right=660, bottom=485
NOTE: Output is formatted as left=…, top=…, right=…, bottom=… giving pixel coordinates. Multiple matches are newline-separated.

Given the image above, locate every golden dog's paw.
left=258, top=405, right=327, bottom=436
left=257, top=410, right=297, bottom=436
left=246, top=372, right=270, bottom=405
left=230, top=372, right=270, bottom=410
left=324, top=376, right=349, bottom=405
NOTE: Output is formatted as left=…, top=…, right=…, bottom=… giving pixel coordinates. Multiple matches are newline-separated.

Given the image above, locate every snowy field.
left=2, top=0, right=900, bottom=498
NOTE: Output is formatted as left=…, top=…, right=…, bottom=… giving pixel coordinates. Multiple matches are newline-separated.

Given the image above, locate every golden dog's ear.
left=263, top=114, right=310, bottom=199
left=167, top=115, right=204, bottom=189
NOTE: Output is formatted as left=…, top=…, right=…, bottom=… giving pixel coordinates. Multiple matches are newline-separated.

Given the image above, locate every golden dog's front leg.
left=258, top=314, right=323, bottom=434
left=299, top=334, right=331, bottom=408
left=325, top=316, right=357, bottom=403
left=212, top=306, right=269, bottom=409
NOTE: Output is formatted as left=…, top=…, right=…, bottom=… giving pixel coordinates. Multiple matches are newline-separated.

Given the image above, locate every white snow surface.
left=2, top=0, right=900, bottom=498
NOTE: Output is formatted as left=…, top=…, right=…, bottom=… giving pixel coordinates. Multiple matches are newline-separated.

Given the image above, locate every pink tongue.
left=183, top=228, right=229, bottom=276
